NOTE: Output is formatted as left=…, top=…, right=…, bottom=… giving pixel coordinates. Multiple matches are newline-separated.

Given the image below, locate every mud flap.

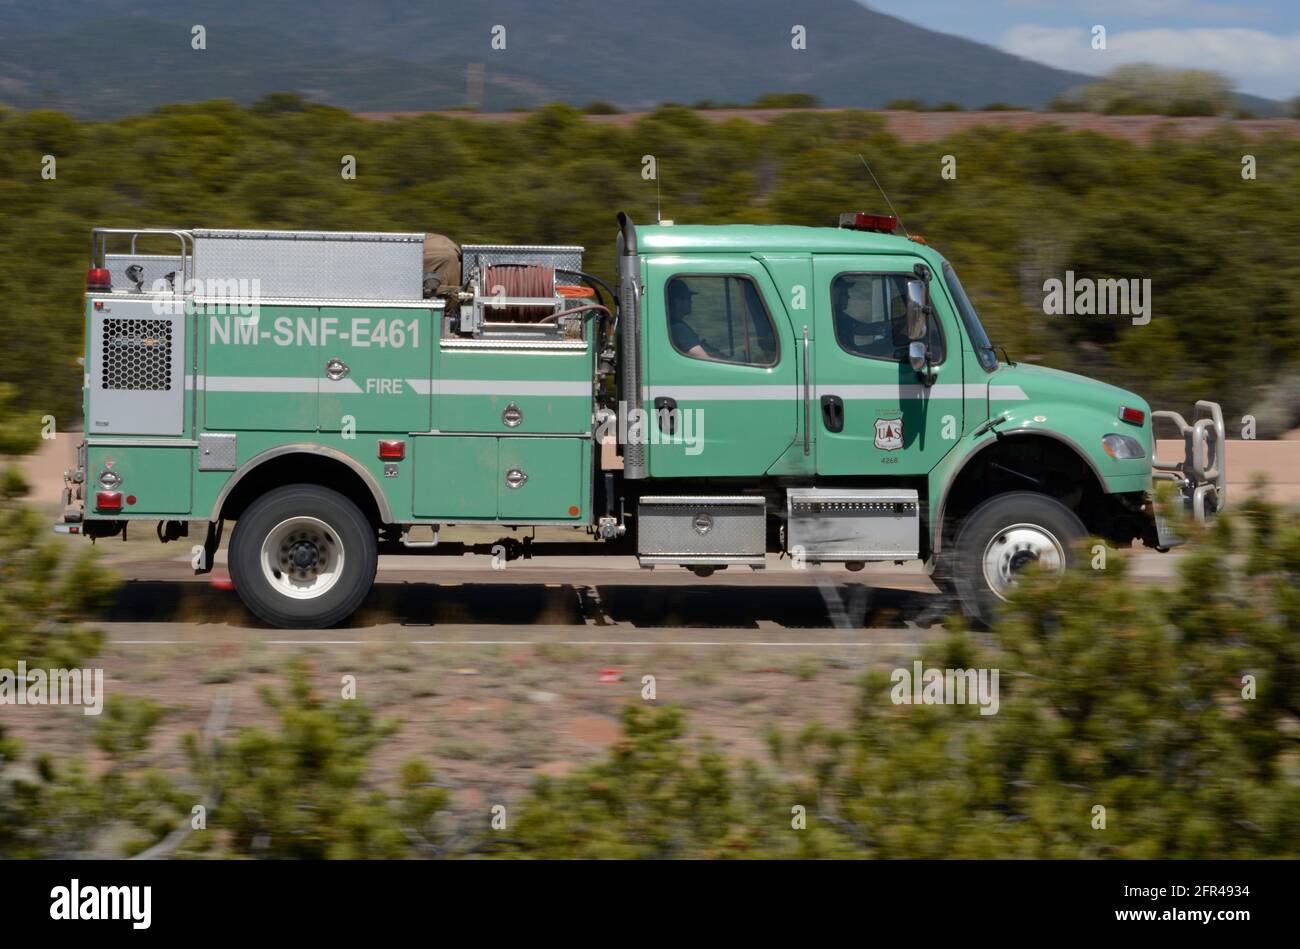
left=195, top=520, right=224, bottom=576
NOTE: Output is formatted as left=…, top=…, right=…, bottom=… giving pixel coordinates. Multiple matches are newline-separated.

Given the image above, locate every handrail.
left=92, top=228, right=194, bottom=295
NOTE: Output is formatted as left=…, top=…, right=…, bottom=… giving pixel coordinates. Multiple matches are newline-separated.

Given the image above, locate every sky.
left=862, top=0, right=1300, bottom=100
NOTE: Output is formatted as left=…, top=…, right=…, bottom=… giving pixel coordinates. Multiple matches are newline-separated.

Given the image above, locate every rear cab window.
left=665, top=274, right=779, bottom=367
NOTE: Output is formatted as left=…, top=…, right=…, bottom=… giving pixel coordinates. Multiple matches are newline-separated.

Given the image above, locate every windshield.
left=942, top=261, right=998, bottom=373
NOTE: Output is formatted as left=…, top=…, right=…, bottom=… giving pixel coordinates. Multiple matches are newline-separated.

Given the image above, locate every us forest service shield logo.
left=874, top=415, right=904, bottom=451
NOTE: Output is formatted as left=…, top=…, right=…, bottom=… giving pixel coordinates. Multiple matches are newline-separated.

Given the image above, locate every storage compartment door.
left=434, top=345, right=593, bottom=435
left=317, top=306, right=433, bottom=433
left=86, top=445, right=192, bottom=515
left=87, top=298, right=186, bottom=436
left=497, top=437, right=587, bottom=521
left=203, top=305, right=319, bottom=431
left=411, top=435, right=498, bottom=519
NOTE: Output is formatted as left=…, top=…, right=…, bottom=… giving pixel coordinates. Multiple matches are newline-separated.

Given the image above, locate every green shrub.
left=190, top=660, right=448, bottom=858
left=502, top=499, right=1300, bottom=858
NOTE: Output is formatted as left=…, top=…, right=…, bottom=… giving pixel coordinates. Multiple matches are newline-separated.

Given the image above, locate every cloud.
left=1001, top=0, right=1267, bottom=20
left=1001, top=24, right=1300, bottom=98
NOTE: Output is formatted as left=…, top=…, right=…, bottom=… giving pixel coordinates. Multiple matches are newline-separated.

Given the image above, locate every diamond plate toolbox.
left=637, top=495, right=766, bottom=566
left=192, top=229, right=424, bottom=301
left=786, top=487, right=919, bottom=561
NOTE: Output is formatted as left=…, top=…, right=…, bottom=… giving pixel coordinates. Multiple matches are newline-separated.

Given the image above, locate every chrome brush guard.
left=1152, top=400, right=1226, bottom=522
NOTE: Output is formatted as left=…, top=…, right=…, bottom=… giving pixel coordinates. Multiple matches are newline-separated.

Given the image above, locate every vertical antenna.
left=857, top=153, right=909, bottom=237
left=656, top=167, right=662, bottom=224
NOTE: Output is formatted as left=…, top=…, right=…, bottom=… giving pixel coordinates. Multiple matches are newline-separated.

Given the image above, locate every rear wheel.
left=950, top=491, right=1085, bottom=627
left=228, top=484, right=377, bottom=629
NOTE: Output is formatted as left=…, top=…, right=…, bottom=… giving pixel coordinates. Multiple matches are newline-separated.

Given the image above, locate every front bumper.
left=1151, top=400, right=1226, bottom=536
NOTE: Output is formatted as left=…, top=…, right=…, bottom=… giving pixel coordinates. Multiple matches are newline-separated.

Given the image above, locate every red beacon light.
left=86, top=267, right=112, bottom=292
left=839, top=212, right=898, bottom=234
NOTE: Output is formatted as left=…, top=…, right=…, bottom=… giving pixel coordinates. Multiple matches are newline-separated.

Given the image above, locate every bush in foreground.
left=503, top=497, right=1299, bottom=858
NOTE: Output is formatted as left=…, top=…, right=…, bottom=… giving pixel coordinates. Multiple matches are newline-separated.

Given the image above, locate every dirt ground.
left=2, top=592, right=926, bottom=836
left=3, top=474, right=936, bottom=833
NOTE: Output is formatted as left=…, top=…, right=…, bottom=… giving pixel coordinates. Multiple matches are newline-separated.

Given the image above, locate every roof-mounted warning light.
left=86, top=268, right=112, bottom=293
left=838, top=212, right=898, bottom=234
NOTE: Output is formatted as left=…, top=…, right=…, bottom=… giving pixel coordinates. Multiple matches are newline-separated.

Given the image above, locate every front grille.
left=101, top=318, right=172, bottom=391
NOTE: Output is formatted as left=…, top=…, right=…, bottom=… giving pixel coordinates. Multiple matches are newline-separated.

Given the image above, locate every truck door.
left=811, top=255, right=963, bottom=476
left=642, top=256, right=799, bottom=477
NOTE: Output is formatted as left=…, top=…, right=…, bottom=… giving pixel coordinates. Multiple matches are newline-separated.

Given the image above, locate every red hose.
left=483, top=263, right=554, bottom=322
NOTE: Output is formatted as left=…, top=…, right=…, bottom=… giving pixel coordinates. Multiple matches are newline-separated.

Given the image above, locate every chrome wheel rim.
left=260, top=516, right=345, bottom=600
left=981, top=523, right=1066, bottom=601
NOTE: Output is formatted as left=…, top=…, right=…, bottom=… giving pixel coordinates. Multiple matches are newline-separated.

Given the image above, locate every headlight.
left=1102, top=433, right=1145, bottom=460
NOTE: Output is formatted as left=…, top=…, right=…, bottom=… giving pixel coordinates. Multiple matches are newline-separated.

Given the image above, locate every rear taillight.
left=1119, top=406, right=1145, bottom=425
left=95, top=490, right=122, bottom=512
left=87, top=268, right=112, bottom=292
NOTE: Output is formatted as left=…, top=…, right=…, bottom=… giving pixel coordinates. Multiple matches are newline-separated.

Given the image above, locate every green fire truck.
left=55, top=213, right=1226, bottom=628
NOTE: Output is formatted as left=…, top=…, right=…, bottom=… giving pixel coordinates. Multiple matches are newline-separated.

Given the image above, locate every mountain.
left=0, top=0, right=1279, bottom=117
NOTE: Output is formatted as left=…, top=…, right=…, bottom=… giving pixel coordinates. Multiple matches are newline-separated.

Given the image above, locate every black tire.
left=950, top=491, right=1085, bottom=628
left=228, top=484, right=377, bottom=629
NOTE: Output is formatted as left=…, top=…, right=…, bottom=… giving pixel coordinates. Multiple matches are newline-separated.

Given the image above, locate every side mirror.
left=904, top=279, right=928, bottom=341
left=908, top=341, right=928, bottom=374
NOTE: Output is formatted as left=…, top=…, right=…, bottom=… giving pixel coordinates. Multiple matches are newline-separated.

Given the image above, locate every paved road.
left=95, top=548, right=1183, bottom=651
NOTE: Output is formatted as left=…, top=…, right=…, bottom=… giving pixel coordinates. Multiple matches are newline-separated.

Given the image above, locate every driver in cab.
left=667, top=279, right=714, bottom=359
left=832, top=276, right=911, bottom=360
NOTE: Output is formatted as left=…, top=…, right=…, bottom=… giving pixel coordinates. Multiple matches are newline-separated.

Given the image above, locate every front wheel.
left=950, top=492, right=1085, bottom=627
left=228, top=484, right=378, bottom=629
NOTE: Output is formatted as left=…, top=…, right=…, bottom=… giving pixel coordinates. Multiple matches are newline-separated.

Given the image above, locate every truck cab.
left=56, top=214, right=1226, bottom=628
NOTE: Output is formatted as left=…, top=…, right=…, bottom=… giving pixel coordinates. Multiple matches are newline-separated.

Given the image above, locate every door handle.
left=324, top=357, right=350, bottom=381
left=820, top=395, right=844, bottom=433
left=653, top=396, right=678, bottom=435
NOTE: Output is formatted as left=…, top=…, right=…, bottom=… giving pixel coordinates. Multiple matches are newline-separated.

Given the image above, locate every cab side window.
left=666, top=275, right=778, bottom=367
left=830, top=273, right=944, bottom=363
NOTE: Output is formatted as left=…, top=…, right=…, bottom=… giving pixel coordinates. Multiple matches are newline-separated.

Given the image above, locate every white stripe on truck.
left=197, top=376, right=362, bottom=393
left=189, top=376, right=1026, bottom=401
left=405, top=380, right=590, bottom=397
left=644, top=383, right=1028, bottom=401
